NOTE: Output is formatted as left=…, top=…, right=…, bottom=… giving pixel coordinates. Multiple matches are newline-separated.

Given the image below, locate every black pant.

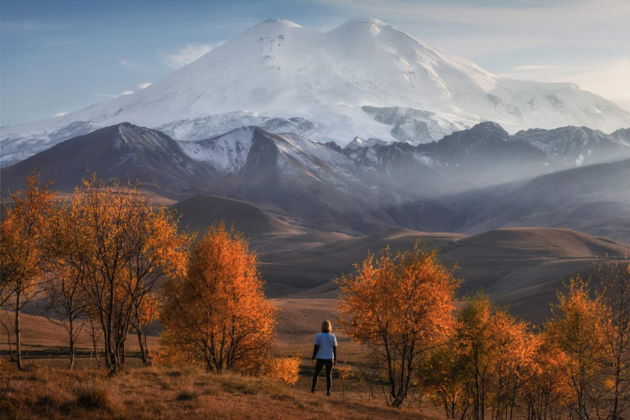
left=311, top=359, right=333, bottom=394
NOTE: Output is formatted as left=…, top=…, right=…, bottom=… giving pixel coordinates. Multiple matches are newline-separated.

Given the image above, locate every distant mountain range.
left=2, top=18, right=629, bottom=167
left=3, top=121, right=630, bottom=241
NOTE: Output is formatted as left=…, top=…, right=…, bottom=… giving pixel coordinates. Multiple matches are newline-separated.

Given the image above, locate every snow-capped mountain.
left=1, top=17, right=629, bottom=167
left=511, top=126, right=630, bottom=166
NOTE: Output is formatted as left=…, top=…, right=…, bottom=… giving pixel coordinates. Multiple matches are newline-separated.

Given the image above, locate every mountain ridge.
left=2, top=17, right=629, bottom=166
left=3, top=121, right=630, bottom=240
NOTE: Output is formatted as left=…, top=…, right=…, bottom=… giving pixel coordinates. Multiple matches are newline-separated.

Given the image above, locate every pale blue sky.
left=1, top=0, right=629, bottom=125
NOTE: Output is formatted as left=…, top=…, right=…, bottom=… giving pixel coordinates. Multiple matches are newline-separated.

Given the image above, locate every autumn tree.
left=419, top=344, right=470, bottom=419
left=521, top=335, right=572, bottom=419
left=0, top=174, right=52, bottom=370
left=41, top=201, right=92, bottom=369
left=544, top=277, right=608, bottom=420
left=596, top=263, right=630, bottom=420
left=131, top=293, right=160, bottom=366
left=69, top=176, right=187, bottom=374
left=159, top=225, right=276, bottom=373
left=337, top=243, right=459, bottom=407
left=423, top=293, right=537, bottom=420
left=483, top=307, right=536, bottom=420
left=42, top=267, right=86, bottom=369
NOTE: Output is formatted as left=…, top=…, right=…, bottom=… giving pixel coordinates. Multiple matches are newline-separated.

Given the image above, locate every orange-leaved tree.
left=0, top=173, right=52, bottom=370
left=419, top=342, right=469, bottom=418
left=455, top=293, right=537, bottom=420
left=337, top=243, right=459, bottom=407
left=422, top=293, right=537, bottom=420
left=131, top=293, right=160, bottom=367
left=521, top=333, right=572, bottom=419
left=42, top=200, right=91, bottom=370
left=544, top=277, right=608, bottom=420
left=159, top=224, right=276, bottom=373
left=596, top=263, right=630, bottom=420
left=69, top=176, right=187, bottom=374
left=42, top=265, right=87, bottom=370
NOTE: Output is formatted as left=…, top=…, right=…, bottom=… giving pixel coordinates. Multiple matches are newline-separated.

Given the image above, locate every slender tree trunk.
left=611, top=361, right=621, bottom=420
left=1, top=320, right=15, bottom=362
left=15, top=291, right=24, bottom=370
left=119, top=337, right=126, bottom=369
left=106, top=277, right=116, bottom=372
left=89, top=321, right=101, bottom=368
left=143, top=332, right=150, bottom=366
left=136, top=328, right=149, bottom=367
left=68, top=317, right=75, bottom=369
left=69, top=338, right=76, bottom=369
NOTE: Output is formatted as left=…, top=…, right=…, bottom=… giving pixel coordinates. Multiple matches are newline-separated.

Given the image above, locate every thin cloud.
left=162, top=41, right=225, bottom=69
left=54, top=111, right=68, bottom=117
left=94, top=93, right=118, bottom=99
left=512, top=65, right=561, bottom=71
left=313, top=0, right=630, bottom=55
left=120, top=59, right=137, bottom=69
left=317, top=0, right=630, bottom=27
left=501, top=59, right=630, bottom=111
left=91, top=84, right=147, bottom=106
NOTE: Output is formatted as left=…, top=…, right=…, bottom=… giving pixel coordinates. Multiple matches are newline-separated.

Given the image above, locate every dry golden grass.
left=1, top=299, right=349, bottom=360
left=0, top=310, right=157, bottom=353
left=0, top=360, right=440, bottom=420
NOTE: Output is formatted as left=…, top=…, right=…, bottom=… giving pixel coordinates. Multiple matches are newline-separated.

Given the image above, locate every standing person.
left=311, top=319, right=337, bottom=396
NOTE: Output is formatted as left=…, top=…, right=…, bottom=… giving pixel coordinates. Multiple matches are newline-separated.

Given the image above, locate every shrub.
left=176, top=390, right=197, bottom=401
left=263, top=357, right=300, bottom=385
left=74, top=383, right=113, bottom=411
left=0, top=394, right=20, bottom=419
left=34, top=394, right=61, bottom=414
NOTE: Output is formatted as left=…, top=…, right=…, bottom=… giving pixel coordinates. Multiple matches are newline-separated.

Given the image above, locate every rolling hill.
left=172, top=194, right=301, bottom=238
left=263, top=227, right=630, bottom=323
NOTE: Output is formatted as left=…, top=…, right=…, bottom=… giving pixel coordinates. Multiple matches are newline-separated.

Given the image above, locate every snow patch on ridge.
left=178, top=127, right=255, bottom=173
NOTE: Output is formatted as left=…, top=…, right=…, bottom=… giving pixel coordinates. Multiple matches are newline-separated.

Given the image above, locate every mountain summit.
left=2, top=18, right=629, bottom=166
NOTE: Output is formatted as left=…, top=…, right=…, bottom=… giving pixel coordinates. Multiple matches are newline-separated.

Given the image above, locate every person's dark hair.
left=321, top=320, right=332, bottom=333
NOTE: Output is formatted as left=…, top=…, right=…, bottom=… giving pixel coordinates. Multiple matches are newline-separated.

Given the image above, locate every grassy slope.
left=1, top=299, right=333, bottom=354
left=0, top=300, right=441, bottom=418
left=0, top=362, right=439, bottom=420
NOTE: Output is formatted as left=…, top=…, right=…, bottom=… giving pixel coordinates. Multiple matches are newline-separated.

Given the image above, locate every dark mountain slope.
left=172, top=194, right=300, bottom=238
left=0, top=123, right=218, bottom=197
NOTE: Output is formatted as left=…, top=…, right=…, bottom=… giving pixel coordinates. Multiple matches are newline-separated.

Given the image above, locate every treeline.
left=0, top=175, right=287, bottom=378
left=337, top=244, right=630, bottom=419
